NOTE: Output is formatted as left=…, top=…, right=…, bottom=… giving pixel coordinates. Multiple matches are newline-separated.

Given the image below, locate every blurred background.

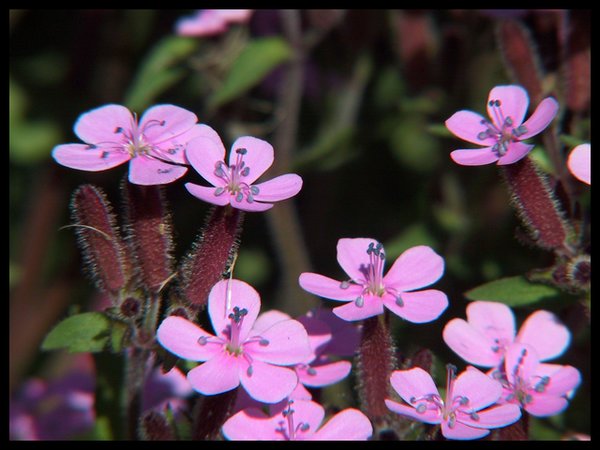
left=9, top=9, right=589, bottom=440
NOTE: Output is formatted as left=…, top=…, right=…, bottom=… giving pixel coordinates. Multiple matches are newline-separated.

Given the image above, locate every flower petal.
left=252, top=174, right=303, bottom=203
left=298, top=273, right=363, bottom=301
left=246, top=319, right=312, bottom=366
left=184, top=182, right=229, bottom=206
left=390, top=367, right=439, bottom=405
left=516, top=310, right=571, bottom=361
left=453, top=367, right=502, bottom=410
left=138, top=104, right=197, bottom=145
left=462, top=403, right=521, bottom=429
left=445, top=110, right=496, bottom=146
left=209, top=279, right=261, bottom=343
left=442, top=319, right=501, bottom=367
left=518, top=97, right=559, bottom=140
left=441, top=420, right=490, bottom=440
left=567, top=143, right=591, bottom=185
left=497, top=142, right=533, bottom=165
left=312, top=408, right=373, bottom=440
left=252, top=310, right=291, bottom=335
left=221, top=407, right=279, bottom=440
left=155, top=123, right=222, bottom=165
left=385, top=399, right=441, bottom=425
left=384, top=245, right=444, bottom=292
left=229, top=196, right=274, bottom=212
left=295, top=314, right=332, bottom=357
left=313, top=307, right=360, bottom=357
left=504, top=343, right=540, bottom=386
left=239, top=360, right=298, bottom=403
left=298, top=360, right=351, bottom=387
left=185, top=134, right=227, bottom=187
left=536, top=364, right=581, bottom=397
left=332, top=294, right=384, bottom=321
left=229, top=136, right=274, bottom=185
left=467, top=301, right=516, bottom=347
left=187, top=351, right=241, bottom=395
left=385, top=290, right=448, bottom=323
left=487, top=85, right=529, bottom=129
left=525, top=395, right=568, bottom=417
left=156, top=316, right=220, bottom=362
left=284, top=400, right=325, bottom=439
left=52, top=143, right=130, bottom=172
left=74, top=104, right=134, bottom=144
left=336, top=238, right=376, bottom=283
left=128, top=155, right=187, bottom=185
left=451, top=147, right=499, bottom=166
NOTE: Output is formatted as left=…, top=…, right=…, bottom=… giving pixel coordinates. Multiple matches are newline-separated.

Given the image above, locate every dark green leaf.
left=41, top=312, right=110, bottom=353
left=465, top=275, right=562, bottom=307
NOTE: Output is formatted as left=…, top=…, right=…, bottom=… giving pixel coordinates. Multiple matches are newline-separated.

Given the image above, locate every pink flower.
left=176, top=9, right=253, bottom=37
left=156, top=279, right=312, bottom=404
left=491, top=343, right=581, bottom=417
left=142, top=363, right=193, bottom=415
left=222, top=399, right=373, bottom=440
left=443, top=301, right=571, bottom=368
left=567, top=143, right=591, bottom=185
left=184, top=132, right=303, bottom=211
left=385, top=365, right=521, bottom=440
left=52, top=104, right=212, bottom=185
left=298, top=238, right=448, bottom=322
left=445, top=85, right=559, bottom=166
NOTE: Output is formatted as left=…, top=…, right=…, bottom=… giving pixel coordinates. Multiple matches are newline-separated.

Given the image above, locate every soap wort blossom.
left=222, top=399, right=373, bottom=440
left=52, top=104, right=211, bottom=185
left=443, top=301, right=571, bottom=368
left=385, top=365, right=521, bottom=440
left=299, top=238, right=448, bottom=322
left=490, top=343, right=581, bottom=417
left=184, top=132, right=303, bottom=212
left=567, top=143, right=591, bottom=185
left=445, top=85, right=559, bottom=166
left=156, top=279, right=312, bottom=404
left=175, top=9, right=253, bottom=37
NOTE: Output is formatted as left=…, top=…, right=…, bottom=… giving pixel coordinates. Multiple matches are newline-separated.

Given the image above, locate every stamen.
left=250, top=186, right=260, bottom=195
left=307, top=367, right=317, bottom=376
left=197, top=336, right=208, bottom=345
left=247, top=365, right=253, bottom=377
left=259, top=338, right=270, bottom=346
left=214, top=187, right=225, bottom=196
left=340, top=281, right=350, bottom=289
left=235, top=192, right=244, bottom=202
left=470, top=412, right=480, bottom=421
left=395, top=296, right=404, bottom=307
left=416, top=404, right=427, bottom=414
left=236, top=148, right=247, bottom=155
left=355, top=297, right=364, bottom=308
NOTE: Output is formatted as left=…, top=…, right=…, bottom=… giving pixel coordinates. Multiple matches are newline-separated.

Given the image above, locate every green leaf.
left=41, top=312, right=110, bottom=353
left=464, top=275, right=562, bottom=307
left=208, top=37, right=292, bottom=109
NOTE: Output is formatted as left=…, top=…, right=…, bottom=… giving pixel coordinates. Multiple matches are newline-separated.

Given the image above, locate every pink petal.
left=445, top=110, right=496, bottom=146
left=52, top=143, right=130, bottom=171
left=385, top=399, right=441, bottom=425
left=221, top=407, right=279, bottom=440
left=496, top=142, right=534, bottom=165
left=252, top=310, right=291, bottom=335
left=525, top=395, right=568, bottom=417
left=390, top=368, right=439, bottom=405
left=176, top=10, right=229, bottom=37
left=74, top=104, right=134, bottom=144
left=453, top=367, right=502, bottom=410
left=298, top=360, right=351, bottom=387
left=462, top=403, right=521, bottom=429
left=229, top=136, right=274, bottom=184
left=467, top=301, right=516, bottom=347
left=252, top=174, right=303, bottom=203
left=518, top=97, right=559, bottom=140
left=295, top=314, right=332, bottom=357
left=298, top=273, right=363, bottom=301
left=450, top=148, right=499, bottom=166
left=336, top=238, right=376, bottom=283
left=246, top=319, right=312, bottom=366
left=487, top=85, right=529, bottom=129
left=384, top=245, right=445, bottom=292
left=184, top=182, right=229, bottom=206
left=516, top=310, right=571, bottom=361
left=139, top=104, right=197, bottom=145
left=567, top=144, right=591, bottom=185
left=442, top=319, right=501, bottom=367
left=312, top=408, right=373, bottom=440
left=537, top=364, right=581, bottom=397
left=504, top=343, right=540, bottom=386
left=284, top=400, right=325, bottom=438
left=385, top=290, right=448, bottom=323
left=128, top=155, right=187, bottom=185
left=156, top=316, right=221, bottom=361
left=208, top=279, right=261, bottom=343
left=441, top=420, right=490, bottom=440
left=185, top=134, right=227, bottom=187
left=155, top=123, right=222, bottom=165
left=332, top=294, right=384, bottom=321
left=187, top=352, right=241, bottom=395
left=313, top=308, right=360, bottom=357
left=216, top=9, right=253, bottom=23
left=239, top=360, right=298, bottom=403
left=228, top=196, right=274, bottom=212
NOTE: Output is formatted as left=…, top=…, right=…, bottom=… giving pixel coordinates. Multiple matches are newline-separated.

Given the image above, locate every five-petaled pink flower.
left=567, top=143, right=591, bottom=185
left=445, top=85, right=559, bottom=166
left=176, top=9, right=253, bottom=37
left=184, top=131, right=303, bottom=212
left=298, top=238, right=448, bottom=322
left=222, top=399, right=373, bottom=440
left=52, top=104, right=212, bottom=185
left=156, top=279, right=312, bottom=404
left=443, top=301, right=571, bottom=369
left=385, top=365, right=521, bottom=440
left=491, top=343, right=581, bottom=417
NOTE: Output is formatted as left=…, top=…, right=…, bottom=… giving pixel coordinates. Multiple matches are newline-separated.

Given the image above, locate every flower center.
left=213, top=148, right=260, bottom=203
left=477, top=99, right=528, bottom=157
left=500, top=347, right=550, bottom=406
left=275, top=400, right=311, bottom=440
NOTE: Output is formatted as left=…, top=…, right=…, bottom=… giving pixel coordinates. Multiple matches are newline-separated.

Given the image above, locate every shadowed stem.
left=192, top=389, right=239, bottom=440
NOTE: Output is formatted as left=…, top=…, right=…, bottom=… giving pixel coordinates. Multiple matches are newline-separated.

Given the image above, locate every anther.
left=115, top=127, right=123, bottom=134
left=307, top=367, right=317, bottom=376
left=259, top=338, right=270, bottom=346
left=241, top=167, right=250, bottom=177
left=416, top=404, right=427, bottom=414
left=340, top=281, right=350, bottom=289
left=197, top=336, right=208, bottom=345
left=235, top=192, right=244, bottom=202
left=247, top=365, right=253, bottom=377
left=214, top=187, right=225, bottom=196
left=355, top=297, right=364, bottom=308
left=470, top=412, right=480, bottom=421
left=250, top=186, right=260, bottom=195
left=395, top=296, right=404, bottom=307
left=236, top=148, right=247, bottom=155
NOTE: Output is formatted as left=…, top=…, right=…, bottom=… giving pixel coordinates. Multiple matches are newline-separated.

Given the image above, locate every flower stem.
left=191, top=389, right=238, bottom=440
